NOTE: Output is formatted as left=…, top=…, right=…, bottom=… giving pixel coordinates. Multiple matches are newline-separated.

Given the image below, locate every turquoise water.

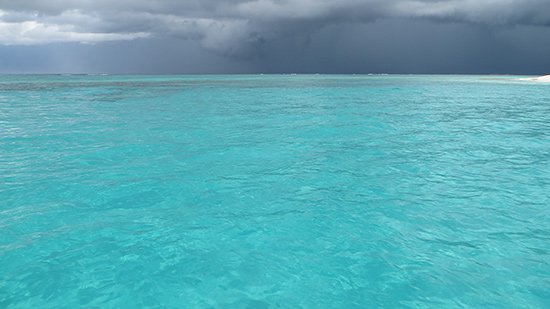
left=1, top=75, right=549, bottom=308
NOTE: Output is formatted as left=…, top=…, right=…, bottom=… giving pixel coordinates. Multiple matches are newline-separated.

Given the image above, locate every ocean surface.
left=1, top=75, right=549, bottom=308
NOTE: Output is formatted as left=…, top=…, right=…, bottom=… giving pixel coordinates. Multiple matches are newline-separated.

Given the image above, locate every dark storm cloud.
left=1, top=0, right=550, bottom=52
left=1, top=0, right=550, bottom=74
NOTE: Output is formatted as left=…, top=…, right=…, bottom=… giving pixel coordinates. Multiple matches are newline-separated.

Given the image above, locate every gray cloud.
left=1, top=0, right=550, bottom=53
left=1, top=0, right=550, bottom=74
left=2, top=18, right=549, bottom=75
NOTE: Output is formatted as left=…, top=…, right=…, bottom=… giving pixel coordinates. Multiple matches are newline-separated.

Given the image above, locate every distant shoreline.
left=0, top=73, right=549, bottom=77
left=519, top=75, right=550, bottom=83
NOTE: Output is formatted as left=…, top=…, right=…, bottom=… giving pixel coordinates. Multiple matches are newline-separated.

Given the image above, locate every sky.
left=1, top=0, right=550, bottom=74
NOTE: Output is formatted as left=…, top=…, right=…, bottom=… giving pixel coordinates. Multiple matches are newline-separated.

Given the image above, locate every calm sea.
left=1, top=75, right=549, bottom=308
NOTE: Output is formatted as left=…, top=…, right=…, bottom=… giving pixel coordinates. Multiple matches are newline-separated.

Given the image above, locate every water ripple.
left=1, top=75, right=549, bottom=308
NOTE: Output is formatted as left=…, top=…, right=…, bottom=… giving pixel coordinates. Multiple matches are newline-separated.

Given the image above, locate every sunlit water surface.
left=1, top=75, right=549, bottom=307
